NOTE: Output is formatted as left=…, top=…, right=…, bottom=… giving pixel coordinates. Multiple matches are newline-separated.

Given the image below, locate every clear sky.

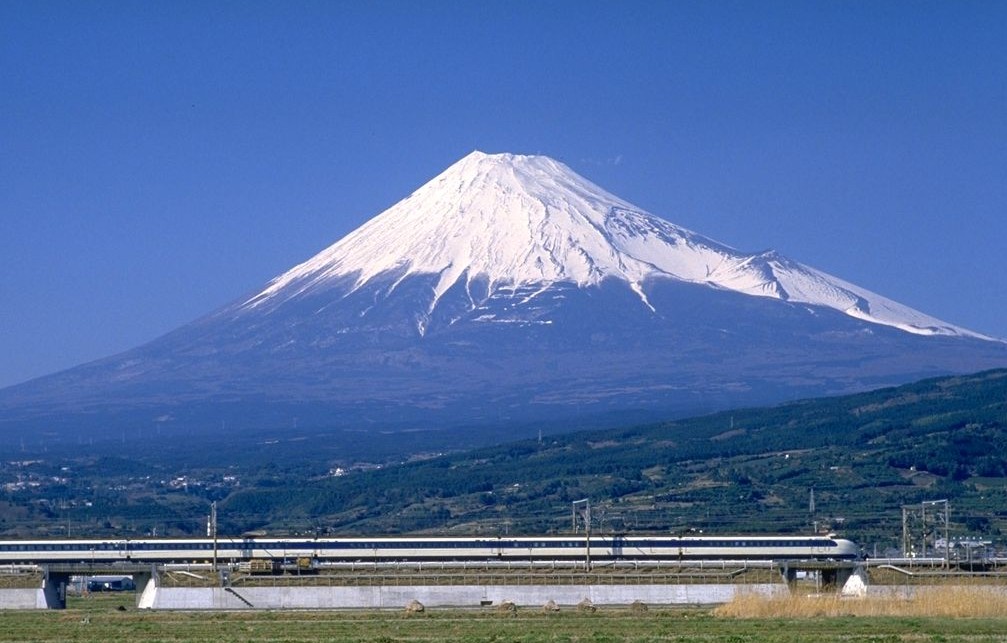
left=2, top=1, right=1005, bottom=389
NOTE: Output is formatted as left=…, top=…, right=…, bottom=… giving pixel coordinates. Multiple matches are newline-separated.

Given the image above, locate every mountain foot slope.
left=1, top=152, right=1004, bottom=445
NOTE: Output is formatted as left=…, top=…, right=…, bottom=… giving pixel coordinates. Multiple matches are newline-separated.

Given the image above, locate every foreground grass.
left=0, top=594, right=1006, bottom=642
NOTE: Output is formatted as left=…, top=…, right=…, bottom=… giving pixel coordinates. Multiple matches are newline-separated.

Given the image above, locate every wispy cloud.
left=580, top=154, right=624, bottom=167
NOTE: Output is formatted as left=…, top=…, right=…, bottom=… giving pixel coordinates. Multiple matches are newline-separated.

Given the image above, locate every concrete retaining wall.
left=0, top=589, right=54, bottom=609
left=866, top=584, right=1007, bottom=599
left=140, top=583, right=785, bottom=610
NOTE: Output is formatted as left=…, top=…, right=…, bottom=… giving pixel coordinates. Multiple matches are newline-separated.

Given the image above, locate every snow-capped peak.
left=241, top=151, right=986, bottom=339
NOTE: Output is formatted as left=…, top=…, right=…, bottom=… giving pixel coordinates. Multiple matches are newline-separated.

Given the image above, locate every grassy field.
left=0, top=594, right=1007, bottom=642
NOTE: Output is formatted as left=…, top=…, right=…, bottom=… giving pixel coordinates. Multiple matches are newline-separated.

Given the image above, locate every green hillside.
left=4, top=369, right=1006, bottom=554
left=222, top=369, right=1007, bottom=554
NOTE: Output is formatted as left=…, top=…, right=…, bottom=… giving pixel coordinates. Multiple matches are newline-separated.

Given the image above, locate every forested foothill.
left=2, top=370, right=1006, bottom=556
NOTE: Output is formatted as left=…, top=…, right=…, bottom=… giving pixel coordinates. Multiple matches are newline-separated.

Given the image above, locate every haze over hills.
left=1, top=152, right=1005, bottom=447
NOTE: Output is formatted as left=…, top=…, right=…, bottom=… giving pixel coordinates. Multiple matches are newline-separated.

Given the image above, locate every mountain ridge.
left=239, top=151, right=990, bottom=339
left=1, top=151, right=1004, bottom=443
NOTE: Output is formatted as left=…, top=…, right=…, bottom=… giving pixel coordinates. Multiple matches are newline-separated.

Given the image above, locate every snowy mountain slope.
left=241, top=151, right=985, bottom=339
left=1, top=150, right=1004, bottom=446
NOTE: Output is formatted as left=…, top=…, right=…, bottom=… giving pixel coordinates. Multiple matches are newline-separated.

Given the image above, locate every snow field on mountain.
left=243, top=151, right=985, bottom=339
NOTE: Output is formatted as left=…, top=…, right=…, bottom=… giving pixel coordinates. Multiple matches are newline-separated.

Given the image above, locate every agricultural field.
left=3, top=591, right=1007, bottom=642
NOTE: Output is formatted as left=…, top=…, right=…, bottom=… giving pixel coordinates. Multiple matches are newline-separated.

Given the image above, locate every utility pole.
left=209, top=502, right=218, bottom=575
left=922, top=499, right=951, bottom=567
left=809, top=488, right=816, bottom=532
left=902, top=499, right=950, bottom=563
left=572, top=499, right=591, bottom=571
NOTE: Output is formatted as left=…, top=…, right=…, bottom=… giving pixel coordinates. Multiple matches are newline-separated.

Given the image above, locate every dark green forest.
left=218, top=369, right=1007, bottom=552
left=3, top=369, right=1006, bottom=556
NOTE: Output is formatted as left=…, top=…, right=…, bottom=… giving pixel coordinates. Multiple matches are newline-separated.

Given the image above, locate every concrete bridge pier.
left=779, top=561, right=859, bottom=594
left=0, top=563, right=160, bottom=610
left=41, top=569, right=70, bottom=609
left=133, top=568, right=155, bottom=606
left=779, top=563, right=798, bottom=589
left=822, top=565, right=855, bottom=590
left=136, top=570, right=159, bottom=609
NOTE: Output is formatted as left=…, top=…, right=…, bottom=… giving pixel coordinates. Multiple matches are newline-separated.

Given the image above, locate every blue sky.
left=2, top=1, right=1005, bottom=389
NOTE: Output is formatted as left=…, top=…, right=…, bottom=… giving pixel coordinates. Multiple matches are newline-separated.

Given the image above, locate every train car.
left=0, top=534, right=858, bottom=565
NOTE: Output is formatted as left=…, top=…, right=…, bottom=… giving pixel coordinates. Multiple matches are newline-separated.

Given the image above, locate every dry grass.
left=0, top=571, right=42, bottom=589
left=714, top=586, right=1007, bottom=619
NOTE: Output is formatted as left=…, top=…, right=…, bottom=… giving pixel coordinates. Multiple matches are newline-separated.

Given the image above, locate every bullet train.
left=0, top=534, right=859, bottom=564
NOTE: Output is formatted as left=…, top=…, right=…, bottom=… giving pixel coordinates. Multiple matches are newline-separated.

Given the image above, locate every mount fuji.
left=2, top=151, right=1005, bottom=445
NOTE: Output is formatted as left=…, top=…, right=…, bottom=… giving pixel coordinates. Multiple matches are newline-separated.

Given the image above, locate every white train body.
left=0, top=534, right=858, bottom=564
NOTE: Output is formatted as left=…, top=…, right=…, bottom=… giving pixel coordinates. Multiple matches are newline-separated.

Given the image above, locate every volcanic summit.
left=1, top=151, right=1004, bottom=442
left=242, top=151, right=980, bottom=338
